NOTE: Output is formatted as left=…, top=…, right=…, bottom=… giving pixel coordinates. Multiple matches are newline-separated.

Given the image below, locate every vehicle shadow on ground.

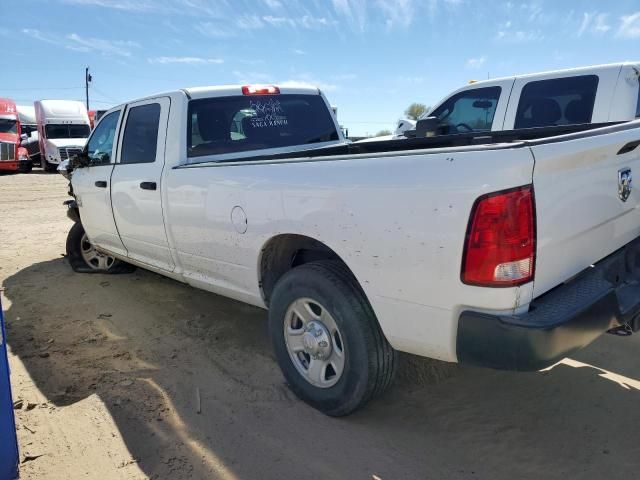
left=3, top=258, right=640, bottom=479
left=0, top=170, right=51, bottom=177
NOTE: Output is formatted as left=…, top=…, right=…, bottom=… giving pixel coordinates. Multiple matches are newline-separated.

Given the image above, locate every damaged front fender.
left=64, top=199, right=80, bottom=223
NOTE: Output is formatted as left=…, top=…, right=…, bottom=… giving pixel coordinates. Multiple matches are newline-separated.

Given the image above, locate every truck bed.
left=179, top=121, right=627, bottom=167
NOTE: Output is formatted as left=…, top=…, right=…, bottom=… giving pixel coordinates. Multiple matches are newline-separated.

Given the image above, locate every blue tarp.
left=0, top=297, right=19, bottom=479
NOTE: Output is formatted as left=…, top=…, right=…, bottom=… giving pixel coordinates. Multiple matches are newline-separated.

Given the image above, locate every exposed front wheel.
left=268, top=261, right=396, bottom=416
left=66, top=222, right=135, bottom=274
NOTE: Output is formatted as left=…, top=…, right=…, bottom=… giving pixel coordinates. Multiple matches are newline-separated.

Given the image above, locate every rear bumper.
left=457, top=237, right=640, bottom=371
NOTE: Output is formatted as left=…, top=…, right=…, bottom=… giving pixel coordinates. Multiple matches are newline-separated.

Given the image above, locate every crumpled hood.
left=0, top=132, right=18, bottom=144
left=46, top=138, right=87, bottom=148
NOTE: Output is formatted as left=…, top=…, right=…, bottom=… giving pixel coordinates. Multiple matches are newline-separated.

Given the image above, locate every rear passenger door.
left=110, top=97, right=175, bottom=271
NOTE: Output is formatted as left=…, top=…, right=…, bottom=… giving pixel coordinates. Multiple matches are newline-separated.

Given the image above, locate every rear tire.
left=18, top=163, right=32, bottom=173
left=268, top=260, right=396, bottom=416
left=66, top=222, right=135, bottom=274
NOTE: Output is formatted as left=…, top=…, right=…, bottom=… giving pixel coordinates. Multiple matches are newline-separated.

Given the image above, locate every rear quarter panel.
left=165, top=146, right=535, bottom=360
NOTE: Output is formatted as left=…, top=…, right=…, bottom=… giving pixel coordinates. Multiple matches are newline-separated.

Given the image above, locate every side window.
left=120, top=103, right=161, bottom=164
left=86, top=110, right=120, bottom=165
left=515, top=75, right=599, bottom=129
left=429, top=87, right=501, bottom=134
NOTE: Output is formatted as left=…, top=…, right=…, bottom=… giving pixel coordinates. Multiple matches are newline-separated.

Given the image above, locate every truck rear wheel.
left=66, top=222, right=135, bottom=274
left=268, top=261, right=396, bottom=416
left=18, top=164, right=32, bottom=173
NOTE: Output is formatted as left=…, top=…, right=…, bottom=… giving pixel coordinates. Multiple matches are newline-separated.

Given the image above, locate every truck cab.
left=0, top=98, right=31, bottom=173
left=35, top=100, right=91, bottom=172
left=419, top=62, right=640, bottom=136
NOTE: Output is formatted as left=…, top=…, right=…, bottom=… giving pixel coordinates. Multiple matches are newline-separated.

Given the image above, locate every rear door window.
left=514, top=75, right=599, bottom=128
left=120, top=103, right=161, bottom=164
left=429, top=87, right=502, bottom=134
left=187, top=94, right=339, bottom=158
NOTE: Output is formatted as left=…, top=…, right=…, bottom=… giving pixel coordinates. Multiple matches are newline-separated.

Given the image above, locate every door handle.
left=95, top=181, right=107, bottom=188
left=140, top=181, right=157, bottom=190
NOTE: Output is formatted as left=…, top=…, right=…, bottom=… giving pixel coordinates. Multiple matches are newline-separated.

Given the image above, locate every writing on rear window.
left=250, top=99, right=288, bottom=128
left=187, top=94, right=339, bottom=159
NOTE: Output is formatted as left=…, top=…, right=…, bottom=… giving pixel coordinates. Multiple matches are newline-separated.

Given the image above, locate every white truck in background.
left=35, top=100, right=91, bottom=172
left=60, top=82, right=640, bottom=416
left=360, top=62, right=640, bottom=142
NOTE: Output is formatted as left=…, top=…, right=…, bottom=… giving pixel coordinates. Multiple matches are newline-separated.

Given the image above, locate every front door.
left=110, top=97, right=175, bottom=271
left=71, top=108, right=127, bottom=256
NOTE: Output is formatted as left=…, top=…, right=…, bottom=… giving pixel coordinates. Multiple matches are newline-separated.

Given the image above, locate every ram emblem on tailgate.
left=618, top=167, right=632, bottom=202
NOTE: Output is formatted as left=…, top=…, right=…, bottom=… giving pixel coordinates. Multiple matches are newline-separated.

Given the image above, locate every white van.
left=34, top=100, right=91, bottom=172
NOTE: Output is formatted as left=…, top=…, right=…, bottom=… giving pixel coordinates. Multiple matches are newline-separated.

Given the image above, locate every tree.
left=374, top=129, right=392, bottom=137
left=404, top=103, right=428, bottom=120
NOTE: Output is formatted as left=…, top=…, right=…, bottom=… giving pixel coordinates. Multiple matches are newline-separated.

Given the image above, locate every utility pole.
left=85, top=66, right=92, bottom=110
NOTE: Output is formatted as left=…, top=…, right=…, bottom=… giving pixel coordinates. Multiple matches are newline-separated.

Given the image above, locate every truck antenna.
left=85, top=66, right=92, bottom=110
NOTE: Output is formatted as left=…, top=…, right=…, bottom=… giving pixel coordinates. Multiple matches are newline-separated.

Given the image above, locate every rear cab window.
left=187, top=94, right=339, bottom=159
left=429, top=87, right=502, bottom=135
left=514, top=75, right=599, bottom=128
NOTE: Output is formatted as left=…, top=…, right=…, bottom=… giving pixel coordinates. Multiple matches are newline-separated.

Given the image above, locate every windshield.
left=187, top=94, right=340, bottom=158
left=45, top=124, right=90, bottom=139
left=0, top=118, right=18, bottom=134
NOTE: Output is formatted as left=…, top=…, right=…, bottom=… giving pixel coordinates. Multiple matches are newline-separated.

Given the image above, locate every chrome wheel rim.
left=80, top=233, right=115, bottom=270
left=284, top=298, right=345, bottom=388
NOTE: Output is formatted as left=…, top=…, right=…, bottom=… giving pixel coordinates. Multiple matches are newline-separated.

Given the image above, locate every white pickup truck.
left=400, top=62, right=640, bottom=138
left=62, top=83, right=640, bottom=416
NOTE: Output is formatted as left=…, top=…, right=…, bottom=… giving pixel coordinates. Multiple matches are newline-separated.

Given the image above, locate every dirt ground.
left=1, top=171, right=639, bottom=480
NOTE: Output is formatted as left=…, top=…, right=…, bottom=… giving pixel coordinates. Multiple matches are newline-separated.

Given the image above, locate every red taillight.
left=242, top=85, right=280, bottom=95
left=462, top=185, right=536, bottom=287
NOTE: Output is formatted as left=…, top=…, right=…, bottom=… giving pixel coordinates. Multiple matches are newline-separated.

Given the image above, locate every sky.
left=2, top=0, right=640, bottom=136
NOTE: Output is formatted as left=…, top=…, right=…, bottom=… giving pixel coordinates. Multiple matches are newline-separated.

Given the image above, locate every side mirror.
left=410, top=116, right=439, bottom=138
left=71, top=148, right=90, bottom=168
left=20, top=133, right=29, bottom=141
left=57, top=159, right=72, bottom=179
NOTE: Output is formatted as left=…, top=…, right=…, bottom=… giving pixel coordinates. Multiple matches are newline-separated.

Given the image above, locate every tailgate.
left=531, top=122, right=640, bottom=298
